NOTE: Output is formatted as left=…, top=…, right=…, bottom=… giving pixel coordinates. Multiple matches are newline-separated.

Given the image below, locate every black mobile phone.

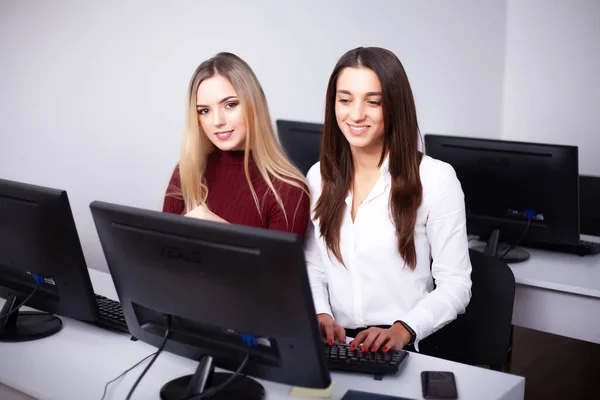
left=421, top=371, right=458, bottom=399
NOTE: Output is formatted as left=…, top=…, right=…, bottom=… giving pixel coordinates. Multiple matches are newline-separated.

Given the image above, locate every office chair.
left=419, top=249, right=516, bottom=371
left=276, top=119, right=323, bottom=176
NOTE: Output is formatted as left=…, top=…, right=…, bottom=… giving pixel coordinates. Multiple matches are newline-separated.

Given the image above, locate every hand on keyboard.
left=317, top=313, right=346, bottom=345
left=349, top=325, right=411, bottom=352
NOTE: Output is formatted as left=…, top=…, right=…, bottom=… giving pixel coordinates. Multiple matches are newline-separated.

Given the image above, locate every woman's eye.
left=197, top=108, right=209, bottom=115
left=225, top=102, right=238, bottom=109
left=338, top=98, right=351, bottom=104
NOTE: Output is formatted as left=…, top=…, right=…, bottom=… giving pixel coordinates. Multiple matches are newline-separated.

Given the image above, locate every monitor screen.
left=424, top=135, right=579, bottom=251
left=0, top=178, right=98, bottom=341
left=90, top=200, right=331, bottom=399
left=276, top=119, right=323, bottom=176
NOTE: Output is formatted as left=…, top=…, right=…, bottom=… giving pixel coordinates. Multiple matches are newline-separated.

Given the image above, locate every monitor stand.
left=0, top=293, right=63, bottom=342
left=160, top=354, right=265, bottom=400
left=471, top=228, right=530, bottom=263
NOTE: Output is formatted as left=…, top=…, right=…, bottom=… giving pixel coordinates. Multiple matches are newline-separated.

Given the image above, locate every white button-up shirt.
left=304, top=155, right=472, bottom=346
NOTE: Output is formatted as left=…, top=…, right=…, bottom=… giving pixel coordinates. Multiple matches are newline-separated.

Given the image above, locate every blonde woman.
left=163, top=52, right=310, bottom=239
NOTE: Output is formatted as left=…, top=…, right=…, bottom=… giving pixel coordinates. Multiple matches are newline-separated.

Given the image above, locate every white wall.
left=0, top=0, right=508, bottom=272
left=502, top=0, right=600, bottom=175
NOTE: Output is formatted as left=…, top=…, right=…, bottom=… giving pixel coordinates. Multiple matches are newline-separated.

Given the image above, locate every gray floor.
left=510, top=326, right=600, bottom=400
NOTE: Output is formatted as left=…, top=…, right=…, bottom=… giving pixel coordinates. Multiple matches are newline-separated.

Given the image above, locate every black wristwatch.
left=394, top=320, right=416, bottom=346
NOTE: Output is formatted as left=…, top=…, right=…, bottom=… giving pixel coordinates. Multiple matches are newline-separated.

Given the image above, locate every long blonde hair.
left=177, top=52, right=308, bottom=225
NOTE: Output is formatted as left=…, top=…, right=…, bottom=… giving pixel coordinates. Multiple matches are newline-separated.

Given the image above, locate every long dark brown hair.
left=314, top=47, right=423, bottom=269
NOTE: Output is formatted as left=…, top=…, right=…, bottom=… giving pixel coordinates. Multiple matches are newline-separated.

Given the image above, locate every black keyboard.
left=95, top=294, right=129, bottom=333
left=531, top=239, right=600, bottom=256
left=578, top=240, right=600, bottom=255
left=324, top=343, right=408, bottom=375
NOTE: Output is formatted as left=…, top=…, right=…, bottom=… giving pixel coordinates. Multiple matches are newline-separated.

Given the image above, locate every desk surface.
left=510, top=245, right=600, bottom=298
left=469, top=237, right=600, bottom=344
left=473, top=235, right=600, bottom=298
left=0, top=269, right=525, bottom=400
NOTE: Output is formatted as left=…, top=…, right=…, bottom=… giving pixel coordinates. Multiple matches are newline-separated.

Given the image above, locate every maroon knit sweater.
left=163, top=150, right=310, bottom=240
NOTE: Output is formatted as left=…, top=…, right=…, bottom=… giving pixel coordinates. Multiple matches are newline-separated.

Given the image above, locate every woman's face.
left=335, top=67, right=385, bottom=153
left=196, top=74, right=247, bottom=151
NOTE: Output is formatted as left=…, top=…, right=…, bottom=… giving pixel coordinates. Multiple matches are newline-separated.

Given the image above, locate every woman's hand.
left=185, top=205, right=229, bottom=223
left=349, top=323, right=411, bottom=352
left=317, top=313, right=346, bottom=345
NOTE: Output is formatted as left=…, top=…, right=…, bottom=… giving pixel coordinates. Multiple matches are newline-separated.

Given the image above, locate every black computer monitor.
left=0, top=178, right=101, bottom=342
left=89, top=200, right=331, bottom=400
left=424, top=134, right=579, bottom=263
left=580, top=175, right=600, bottom=237
left=276, top=119, right=323, bottom=176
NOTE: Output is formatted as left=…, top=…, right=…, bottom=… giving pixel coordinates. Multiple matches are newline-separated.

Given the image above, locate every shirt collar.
left=344, top=154, right=391, bottom=206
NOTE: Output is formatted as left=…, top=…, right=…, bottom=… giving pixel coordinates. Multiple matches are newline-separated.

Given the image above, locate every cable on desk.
left=125, top=315, right=172, bottom=400
left=181, top=344, right=252, bottom=400
left=100, top=352, right=157, bottom=400
left=499, top=217, right=532, bottom=259
left=0, top=284, right=40, bottom=322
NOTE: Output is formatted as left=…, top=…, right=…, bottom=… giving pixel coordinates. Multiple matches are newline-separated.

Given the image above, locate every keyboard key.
left=324, top=343, right=408, bottom=375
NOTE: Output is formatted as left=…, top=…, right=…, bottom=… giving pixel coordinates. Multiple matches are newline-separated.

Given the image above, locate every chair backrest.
left=419, top=249, right=515, bottom=368
left=276, top=119, right=323, bottom=176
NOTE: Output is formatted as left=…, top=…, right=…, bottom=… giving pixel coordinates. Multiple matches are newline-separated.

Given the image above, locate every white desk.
left=507, top=237, right=600, bottom=344
left=469, top=234, right=600, bottom=344
left=0, top=269, right=525, bottom=400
